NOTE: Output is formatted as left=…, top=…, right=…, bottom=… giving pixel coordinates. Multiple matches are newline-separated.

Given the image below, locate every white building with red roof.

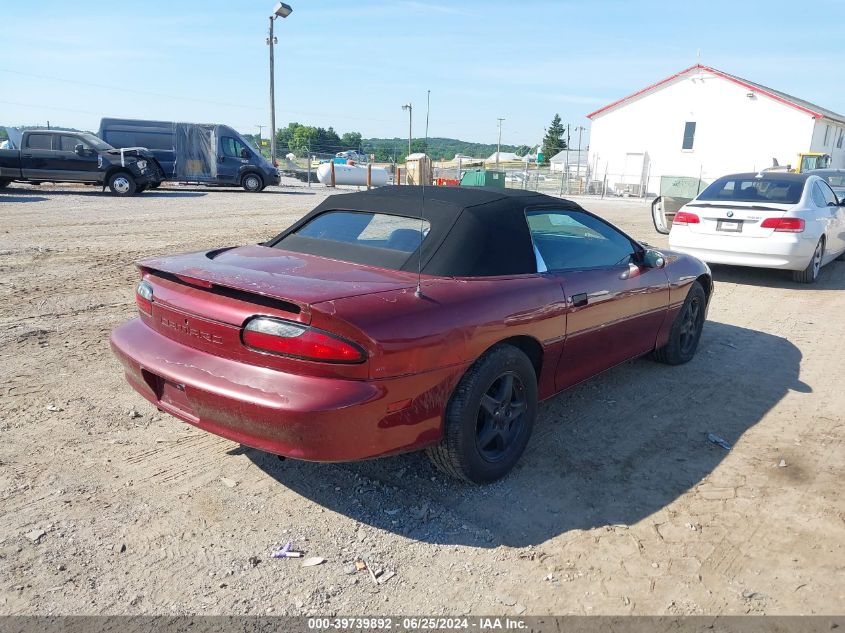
left=586, top=64, right=845, bottom=195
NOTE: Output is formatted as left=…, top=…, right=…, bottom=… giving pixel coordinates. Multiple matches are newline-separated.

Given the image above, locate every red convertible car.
left=111, top=187, right=712, bottom=483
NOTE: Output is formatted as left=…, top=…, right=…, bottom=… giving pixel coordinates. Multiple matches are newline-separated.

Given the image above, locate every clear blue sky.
left=2, top=0, right=843, bottom=147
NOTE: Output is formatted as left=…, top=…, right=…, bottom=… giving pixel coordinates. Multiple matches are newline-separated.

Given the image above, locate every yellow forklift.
left=768, top=152, right=831, bottom=173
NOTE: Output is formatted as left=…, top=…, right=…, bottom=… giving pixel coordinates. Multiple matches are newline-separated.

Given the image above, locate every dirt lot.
left=0, top=181, right=842, bottom=616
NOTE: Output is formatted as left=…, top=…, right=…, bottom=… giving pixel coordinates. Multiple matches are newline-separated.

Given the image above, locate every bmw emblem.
left=726, top=210, right=734, bottom=217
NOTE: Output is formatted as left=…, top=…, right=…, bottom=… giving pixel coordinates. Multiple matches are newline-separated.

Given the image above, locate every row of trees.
left=274, top=122, right=362, bottom=156
left=268, top=114, right=570, bottom=163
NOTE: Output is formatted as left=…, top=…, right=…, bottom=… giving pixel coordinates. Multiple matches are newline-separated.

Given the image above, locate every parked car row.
left=0, top=118, right=281, bottom=195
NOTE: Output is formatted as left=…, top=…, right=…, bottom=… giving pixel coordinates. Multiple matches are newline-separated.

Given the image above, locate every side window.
left=221, top=136, right=248, bottom=158
left=811, top=183, right=828, bottom=207
left=526, top=209, right=636, bottom=271
left=682, top=121, right=696, bottom=150
left=60, top=136, right=89, bottom=151
left=818, top=181, right=838, bottom=207
left=26, top=134, right=53, bottom=150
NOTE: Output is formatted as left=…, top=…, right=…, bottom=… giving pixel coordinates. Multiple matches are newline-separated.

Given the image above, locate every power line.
left=0, top=68, right=263, bottom=111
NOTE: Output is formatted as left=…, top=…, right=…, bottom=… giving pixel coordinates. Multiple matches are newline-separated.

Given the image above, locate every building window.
left=823, top=124, right=831, bottom=146
left=837, top=129, right=844, bottom=149
left=682, top=122, right=696, bottom=150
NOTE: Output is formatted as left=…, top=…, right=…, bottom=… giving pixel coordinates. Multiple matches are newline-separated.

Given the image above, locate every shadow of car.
left=245, top=320, right=806, bottom=548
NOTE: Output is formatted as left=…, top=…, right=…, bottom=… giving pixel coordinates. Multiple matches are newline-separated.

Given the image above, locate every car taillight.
left=136, top=280, right=153, bottom=316
left=242, top=317, right=365, bottom=364
left=673, top=211, right=700, bottom=225
left=760, top=217, right=805, bottom=232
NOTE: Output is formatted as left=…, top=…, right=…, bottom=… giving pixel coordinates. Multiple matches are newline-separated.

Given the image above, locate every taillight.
left=673, top=211, right=700, bottom=225
left=760, top=217, right=805, bottom=232
left=242, top=317, right=365, bottom=364
left=136, top=280, right=153, bottom=316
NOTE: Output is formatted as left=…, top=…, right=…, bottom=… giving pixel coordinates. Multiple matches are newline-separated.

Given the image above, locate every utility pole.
left=267, top=3, right=293, bottom=168
left=267, top=16, right=278, bottom=166
left=496, top=118, right=505, bottom=171
left=402, top=103, right=413, bottom=157
left=575, top=125, right=585, bottom=194
left=256, top=124, right=266, bottom=155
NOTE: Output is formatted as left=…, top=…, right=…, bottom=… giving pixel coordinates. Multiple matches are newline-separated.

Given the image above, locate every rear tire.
left=652, top=281, right=706, bottom=365
left=792, top=237, right=824, bottom=284
left=242, top=172, right=263, bottom=192
left=107, top=171, right=137, bottom=197
left=426, top=344, right=537, bottom=484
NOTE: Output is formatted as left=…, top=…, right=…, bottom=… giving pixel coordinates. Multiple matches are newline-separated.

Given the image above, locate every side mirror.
left=643, top=249, right=666, bottom=269
left=240, top=148, right=251, bottom=159
left=74, top=144, right=85, bottom=156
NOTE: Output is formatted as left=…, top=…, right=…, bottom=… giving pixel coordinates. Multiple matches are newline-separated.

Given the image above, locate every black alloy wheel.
left=475, top=372, right=529, bottom=463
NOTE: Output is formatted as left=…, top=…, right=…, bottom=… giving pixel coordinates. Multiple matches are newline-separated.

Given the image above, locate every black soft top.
left=268, top=186, right=585, bottom=277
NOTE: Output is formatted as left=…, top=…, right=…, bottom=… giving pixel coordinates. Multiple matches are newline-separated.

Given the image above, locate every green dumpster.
left=460, top=169, right=505, bottom=188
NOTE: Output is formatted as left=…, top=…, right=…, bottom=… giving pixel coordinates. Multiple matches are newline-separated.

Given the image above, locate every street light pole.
left=402, top=103, right=412, bottom=157
left=496, top=117, right=505, bottom=171
left=575, top=125, right=585, bottom=194
left=267, top=3, right=292, bottom=168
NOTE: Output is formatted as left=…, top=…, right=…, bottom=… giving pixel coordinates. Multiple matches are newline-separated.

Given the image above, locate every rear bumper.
left=110, top=319, right=464, bottom=461
left=668, top=228, right=819, bottom=271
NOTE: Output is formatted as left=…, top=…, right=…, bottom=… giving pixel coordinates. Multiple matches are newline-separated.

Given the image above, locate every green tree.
left=514, top=144, right=531, bottom=157
left=291, top=125, right=318, bottom=156
left=340, top=131, right=362, bottom=150
left=276, top=122, right=303, bottom=152
left=314, top=127, right=341, bottom=153
left=541, top=114, right=567, bottom=163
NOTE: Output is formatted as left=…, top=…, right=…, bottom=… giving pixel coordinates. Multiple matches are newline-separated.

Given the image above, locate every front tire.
left=427, top=344, right=537, bottom=484
left=242, top=172, right=263, bottom=192
left=652, top=281, right=706, bottom=365
left=107, top=171, right=137, bottom=197
left=792, top=237, right=824, bottom=284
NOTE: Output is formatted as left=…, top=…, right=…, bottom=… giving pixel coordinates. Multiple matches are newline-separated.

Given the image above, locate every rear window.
left=26, top=134, right=53, bottom=150
left=274, top=211, right=431, bottom=270
left=697, top=177, right=804, bottom=204
left=292, top=211, right=429, bottom=252
left=820, top=173, right=845, bottom=187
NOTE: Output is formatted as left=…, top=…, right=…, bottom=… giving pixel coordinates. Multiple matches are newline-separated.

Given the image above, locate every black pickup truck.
left=0, top=129, right=159, bottom=196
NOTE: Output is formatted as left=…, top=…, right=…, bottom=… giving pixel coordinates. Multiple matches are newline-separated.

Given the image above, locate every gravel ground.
left=0, top=180, right=843, bottom=616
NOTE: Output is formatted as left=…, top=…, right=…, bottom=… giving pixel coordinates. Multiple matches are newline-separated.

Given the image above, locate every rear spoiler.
left=138, top=248, right=312, bottom=322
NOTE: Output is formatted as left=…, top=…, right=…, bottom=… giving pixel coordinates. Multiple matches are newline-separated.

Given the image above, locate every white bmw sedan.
left=668, top=172, right=845, bottom=283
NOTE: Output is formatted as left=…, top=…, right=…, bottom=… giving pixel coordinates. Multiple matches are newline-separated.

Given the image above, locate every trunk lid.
left=683, top=201, right=793, bottom=238
left=139, top=244, right=419, bottom=325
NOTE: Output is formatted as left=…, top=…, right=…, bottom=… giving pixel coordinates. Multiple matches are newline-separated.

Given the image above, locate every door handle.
left=22, top=153, right=32, bottom=158
left=571, top=292, right=588, bottom=307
